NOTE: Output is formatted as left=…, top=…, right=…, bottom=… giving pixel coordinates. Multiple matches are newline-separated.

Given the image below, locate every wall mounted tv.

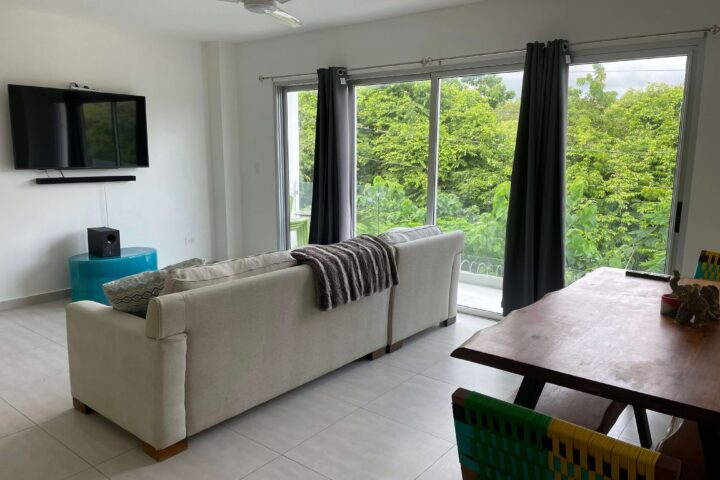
left=8, top=85, right=149, bottom=170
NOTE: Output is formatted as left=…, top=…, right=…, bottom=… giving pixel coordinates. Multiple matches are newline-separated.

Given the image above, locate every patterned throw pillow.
left=102, top=258, right=205, bottom=317
left=378, top=225, right=443, bottom=245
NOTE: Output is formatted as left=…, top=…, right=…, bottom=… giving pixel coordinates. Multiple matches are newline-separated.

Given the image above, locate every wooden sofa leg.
left=72, top=398, right=93, bottom=415
left=386, top=340, right=403, bottom=353
left=368, top=347, right=386, bottom=360
left=142, top=439, right=188, bottom=462
left=440, top=316, right=456, bottom=327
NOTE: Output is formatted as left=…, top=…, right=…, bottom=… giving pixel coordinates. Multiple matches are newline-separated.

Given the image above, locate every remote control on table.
left=625, top=270, right=671, bottom=282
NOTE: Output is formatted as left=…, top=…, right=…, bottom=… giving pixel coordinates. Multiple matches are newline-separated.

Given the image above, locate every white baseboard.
left=0, top=289, right=71, bottom=312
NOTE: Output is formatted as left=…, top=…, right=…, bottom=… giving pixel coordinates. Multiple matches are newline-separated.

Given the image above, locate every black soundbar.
left=35, top=176, right=136, bottom=185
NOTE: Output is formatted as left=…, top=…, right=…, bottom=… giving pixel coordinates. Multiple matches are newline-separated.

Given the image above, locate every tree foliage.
left=297, top=66, right=684, bottom=279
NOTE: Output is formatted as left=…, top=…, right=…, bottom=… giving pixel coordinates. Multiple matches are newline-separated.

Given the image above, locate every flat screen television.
left=8, top=85, right=149, bottom=170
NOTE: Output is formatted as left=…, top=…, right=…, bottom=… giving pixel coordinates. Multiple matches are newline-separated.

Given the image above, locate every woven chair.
left=694, top=250, right=720, bottom=280
left=452, top=388, right=681, bottom=480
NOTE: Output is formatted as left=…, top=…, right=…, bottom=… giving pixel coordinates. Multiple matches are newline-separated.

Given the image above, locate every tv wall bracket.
left=35, top=176, right=136, bottom=185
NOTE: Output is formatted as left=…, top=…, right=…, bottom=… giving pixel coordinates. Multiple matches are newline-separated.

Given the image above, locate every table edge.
left=452, top=346, right=720, bottom=426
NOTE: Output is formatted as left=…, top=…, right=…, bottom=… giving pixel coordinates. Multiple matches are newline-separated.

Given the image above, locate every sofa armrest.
left=146, top=293, right=187, bottom=339
left=66, top=301, right=187, bottom=449
left=388, top=230, right=465, bottom=343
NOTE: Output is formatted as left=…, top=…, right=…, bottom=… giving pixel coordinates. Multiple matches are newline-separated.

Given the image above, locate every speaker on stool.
left=87, top=227, right=121, bottom=258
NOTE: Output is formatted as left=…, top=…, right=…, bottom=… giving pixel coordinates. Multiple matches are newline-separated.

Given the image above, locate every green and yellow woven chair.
left=695, top=250, right=720, bottom=280
left=452, top=388, right=681, bottom=480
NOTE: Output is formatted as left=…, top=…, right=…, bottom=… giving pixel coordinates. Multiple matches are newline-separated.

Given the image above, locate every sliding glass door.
left=278, top=42, right=699, bottom=318
left=565, top=55, right=689, bottom=282
left=282, top=88, right=318, bottom=249
left=355, top=80, right=431, bottom=235
left=435, top=71, right=523, bottom=314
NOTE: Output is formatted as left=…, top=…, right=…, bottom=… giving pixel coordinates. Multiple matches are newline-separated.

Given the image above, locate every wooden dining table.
left=452, top=267, right=720, bottom=475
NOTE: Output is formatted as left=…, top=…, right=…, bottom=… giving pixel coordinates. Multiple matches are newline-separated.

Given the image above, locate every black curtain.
left=502, top=40, right=569, bottom=316
left=308, top=67, right=352, bottom=245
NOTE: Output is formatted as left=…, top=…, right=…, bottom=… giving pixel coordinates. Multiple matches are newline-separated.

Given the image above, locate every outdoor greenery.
left=296, top=63, right=684, bottom=279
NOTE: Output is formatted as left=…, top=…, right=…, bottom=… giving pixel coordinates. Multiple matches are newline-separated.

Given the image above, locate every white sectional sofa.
left=386, top=230, right=464, bottom=350
left=66, top=230, right=464, bottom=460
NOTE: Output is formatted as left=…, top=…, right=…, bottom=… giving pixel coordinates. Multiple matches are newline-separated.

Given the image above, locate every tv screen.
left=8, top=85, right=149, bottom=170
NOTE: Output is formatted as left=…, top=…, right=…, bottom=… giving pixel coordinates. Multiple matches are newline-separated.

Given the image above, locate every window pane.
left=355, top=80, right=431, bottom=235
left=435, top=72, right=523, bottom=314
left=287, top=90, right=317, bottom=249
left=566, top=56, right=687, bottom=282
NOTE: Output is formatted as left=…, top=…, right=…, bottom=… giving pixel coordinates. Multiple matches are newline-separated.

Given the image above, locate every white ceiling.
left=0, top=0, right=485, bottom=43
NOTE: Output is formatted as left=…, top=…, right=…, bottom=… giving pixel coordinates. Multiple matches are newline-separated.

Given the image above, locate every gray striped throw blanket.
left=290, top=235, right=399, bottom=311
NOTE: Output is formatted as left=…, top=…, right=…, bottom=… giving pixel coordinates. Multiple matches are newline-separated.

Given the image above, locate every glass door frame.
left=347, top=72, right=432, bottom=234
left=567, top=38, right=705, bottom=274
left=274, top=38, right=704, bottom=276
left=274, top=81, right=318, bottom=251
left=346, top=57, right=527, bottom=236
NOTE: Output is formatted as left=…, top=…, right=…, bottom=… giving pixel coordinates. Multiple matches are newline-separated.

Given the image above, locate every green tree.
left=298, top=67, right=684, bottom=280
left=566, top=66, right=683, bottom=274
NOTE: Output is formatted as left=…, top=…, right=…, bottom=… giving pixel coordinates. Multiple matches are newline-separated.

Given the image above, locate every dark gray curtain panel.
left=502, top=40, right=569, bottom=316
left=309, top=67, right=352, bottom=245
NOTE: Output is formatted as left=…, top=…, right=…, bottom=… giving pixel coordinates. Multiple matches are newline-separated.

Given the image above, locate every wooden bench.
left=656, top=418, right=706, bottom=480
left=509, top=384, right=627, bottom=434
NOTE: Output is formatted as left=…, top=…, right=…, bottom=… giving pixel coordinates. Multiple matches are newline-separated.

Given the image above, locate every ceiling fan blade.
left=268, top=8, right=302, bottom=28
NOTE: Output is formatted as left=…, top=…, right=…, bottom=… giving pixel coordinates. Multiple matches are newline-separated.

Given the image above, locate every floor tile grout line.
left=358, top=403, right=457, bottom=445
left=0, top=338, right=70, bottom=369
left=284, top=404, right=454, bottom=480
left=58, top=466, right=109, bottom=480
left=0, top=422, right=35, bottom=440
left=34, top=421, right=100, bottom=470
left=36, top=410, right=141, bottom=469
left=9, top=317, right=68, bottom=346
left=232, top=447, right=277, bottom=480
left=280, top=399, right=364, bottom=461
left=302, top=361, right=419, bottom=409
left=1, top=423, right=93, bottom=476
left=216, top=422, right=290, bottom=457
left=93, top=445, right=145, bottom=473
left=0, top=394, right=37, bottom=428
left=224, top=426, right=287, bottom=456
left=413, top=443, right=457, bottom=480
left=280, top=455, right=335, bottom=480
left=415, top=371, right=468, bottom=390
left=358, top=371, right=460, bottom=443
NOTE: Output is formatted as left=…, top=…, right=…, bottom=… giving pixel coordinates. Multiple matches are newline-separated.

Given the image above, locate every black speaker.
left=87, top=227, right=121, bottom=258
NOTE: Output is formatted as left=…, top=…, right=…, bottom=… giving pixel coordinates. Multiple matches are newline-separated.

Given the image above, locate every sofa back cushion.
left=162, top=251, right=297, bottom=294
left=103, top=258, right=205, bottom=317
left=378, top=225, right=442, bottom=245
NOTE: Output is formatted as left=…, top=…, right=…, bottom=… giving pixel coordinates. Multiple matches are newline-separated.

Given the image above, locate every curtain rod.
left=258, top=24, right=719, bottom=82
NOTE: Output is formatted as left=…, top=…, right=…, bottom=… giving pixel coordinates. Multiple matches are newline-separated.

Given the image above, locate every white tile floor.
left=457, top=282, right=503, bottom=314
left=0, top=299, right=671, bottom=480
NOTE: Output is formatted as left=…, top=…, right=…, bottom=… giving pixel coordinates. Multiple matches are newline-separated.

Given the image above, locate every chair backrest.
left=695, top=250, right=720, bottom=280
left=452, top=388, right=680, bottom=480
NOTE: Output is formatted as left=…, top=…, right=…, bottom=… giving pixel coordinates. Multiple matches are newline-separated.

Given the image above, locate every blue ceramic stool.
left=69, top=247, right=158, bottom=305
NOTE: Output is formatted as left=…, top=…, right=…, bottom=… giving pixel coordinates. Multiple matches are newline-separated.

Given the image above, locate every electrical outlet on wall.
left=184, top=235, right=195, bottom=245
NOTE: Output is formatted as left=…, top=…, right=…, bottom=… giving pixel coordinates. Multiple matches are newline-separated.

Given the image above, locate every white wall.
left=0, top=6, right=215, bottom=301
left=204, top=41, right=243, bottom=260
left=233, top=0, right=720, bottom=275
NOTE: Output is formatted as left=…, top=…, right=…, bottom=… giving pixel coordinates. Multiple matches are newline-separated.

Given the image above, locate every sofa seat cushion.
left=102, top=258, right=205, bottom=317
left=162, top=251, right=297, bottom=294
left=378, top=225, right=442, bottom=245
